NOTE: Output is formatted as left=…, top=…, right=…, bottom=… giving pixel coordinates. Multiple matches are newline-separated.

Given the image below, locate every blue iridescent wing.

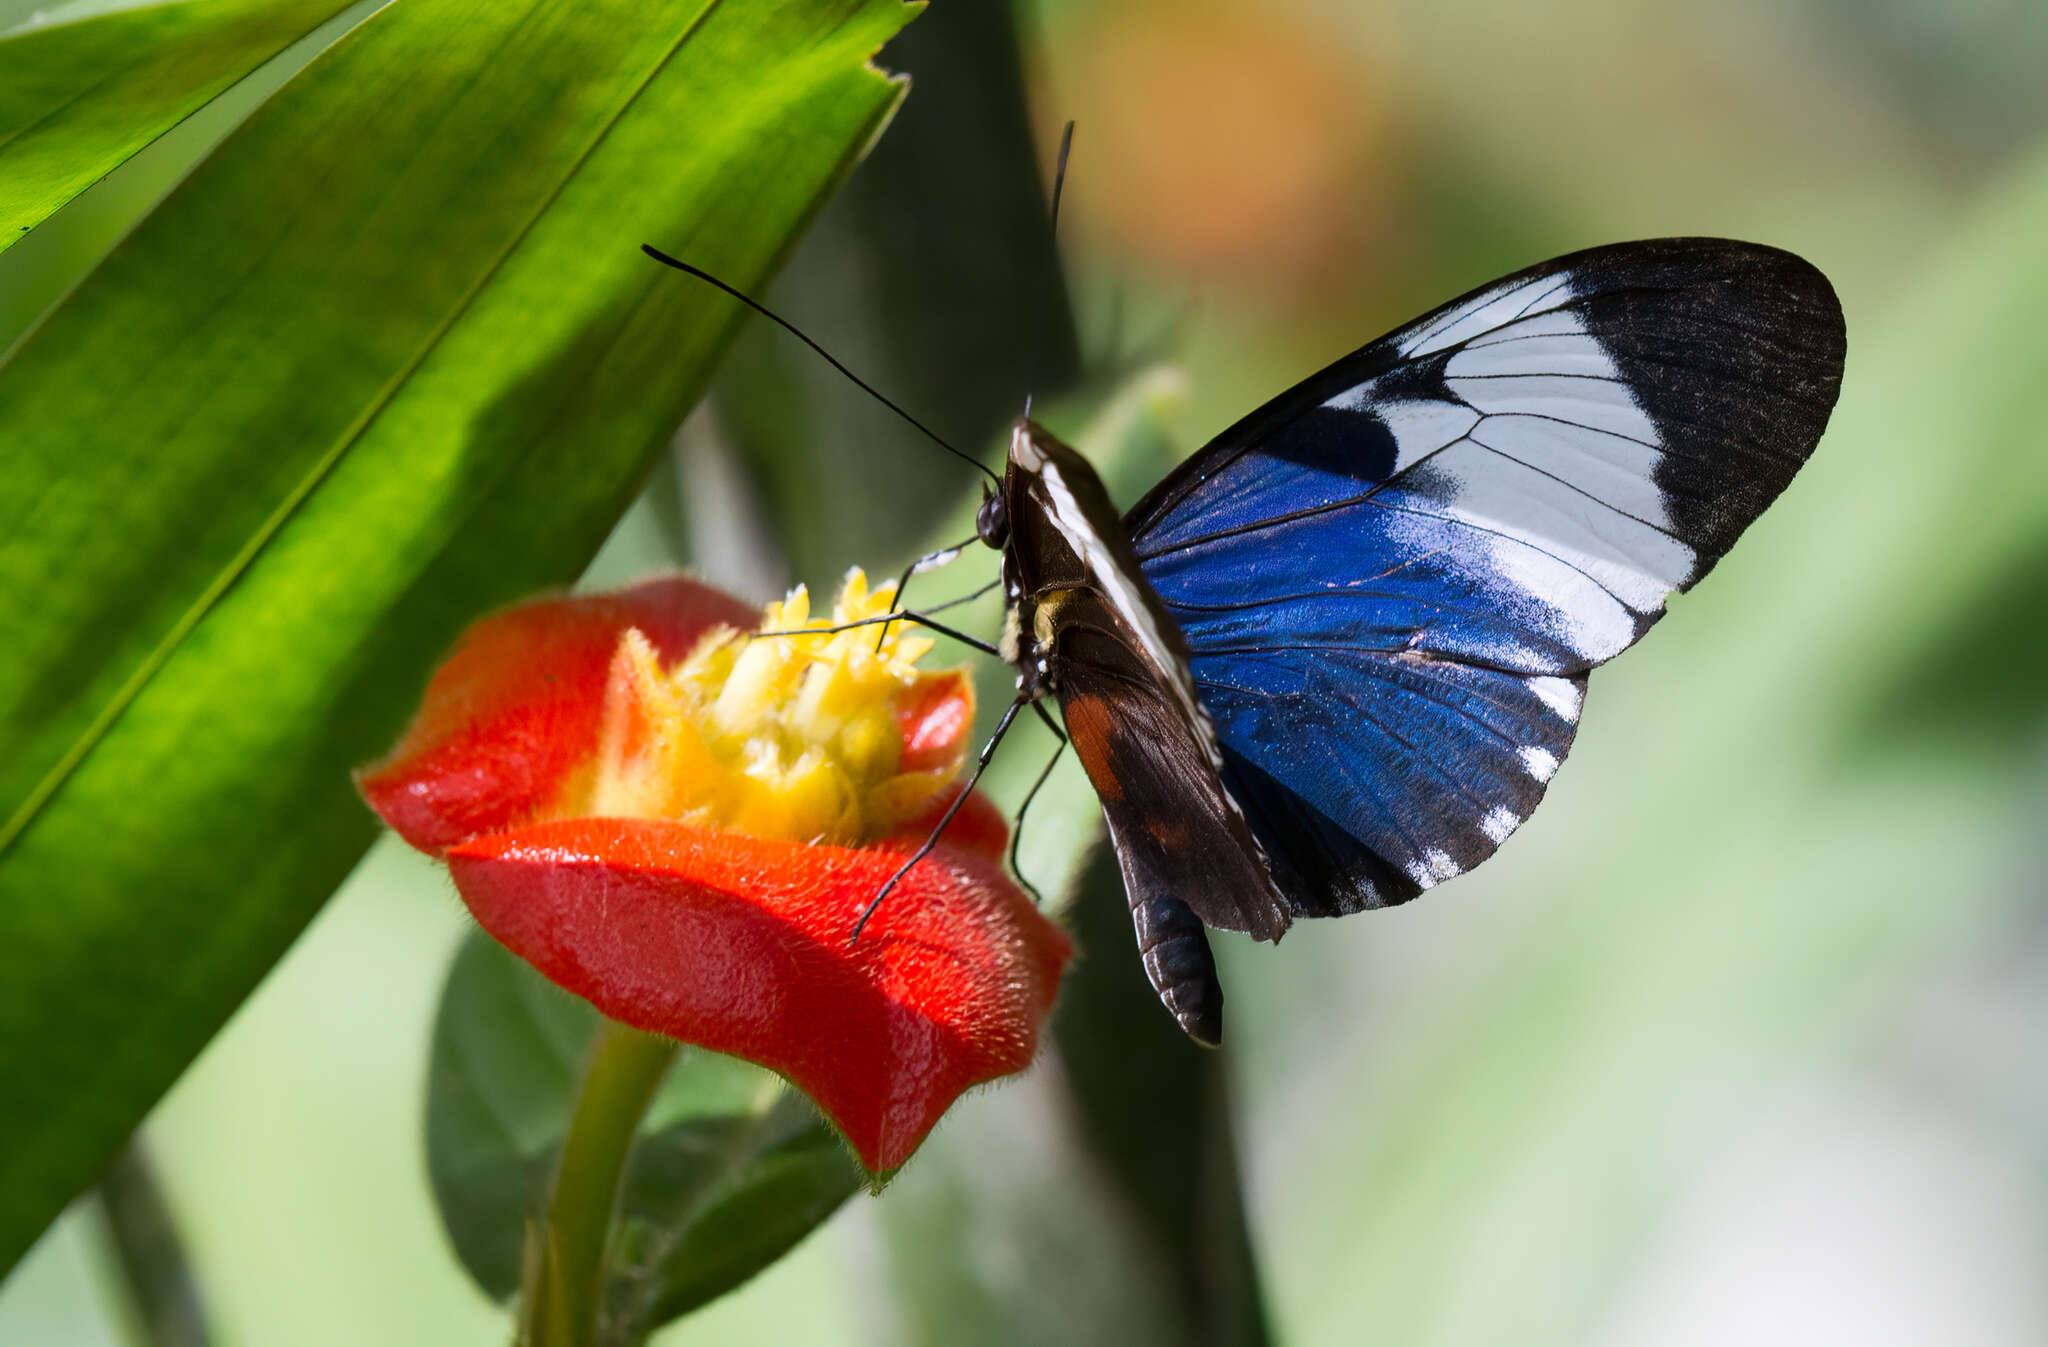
left=1126, top=238, right=1845, bottom=915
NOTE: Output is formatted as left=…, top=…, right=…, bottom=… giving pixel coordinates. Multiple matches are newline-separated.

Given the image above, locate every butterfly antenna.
left=641, top=245, right=999, bottom=488
left=1049, top=119, right=1076, bottom=241
left=1023, top=120, right=1077, bottom=421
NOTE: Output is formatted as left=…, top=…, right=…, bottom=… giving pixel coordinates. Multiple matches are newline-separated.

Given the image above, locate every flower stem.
left=519, top=1020, right=677, bottom=1347
left=89, top=1136, right=212, bottom=1347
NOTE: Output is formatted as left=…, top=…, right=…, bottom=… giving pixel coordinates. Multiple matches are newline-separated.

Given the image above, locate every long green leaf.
left=1050, top=852, right=1271, bottom=1347
left=0, top=0, right=358, bottom=253
left=1838, top=153, right=2048, bottom=753
left=425, top=932, right=859, bottom=1334
left=0, top=0, right=914, bottom=1274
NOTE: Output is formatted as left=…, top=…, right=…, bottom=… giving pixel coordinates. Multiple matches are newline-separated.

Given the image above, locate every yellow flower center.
left=581, top=569, right=971, bottom=846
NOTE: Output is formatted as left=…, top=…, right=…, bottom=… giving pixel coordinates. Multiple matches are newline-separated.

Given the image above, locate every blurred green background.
left=6, top=0, right=2048, bottom=1343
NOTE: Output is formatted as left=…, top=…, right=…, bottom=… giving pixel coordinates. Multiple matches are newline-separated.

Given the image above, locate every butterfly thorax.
left=996, top=419, right=1212, bottom=717
left=998, top=576, right=1066, bottom=701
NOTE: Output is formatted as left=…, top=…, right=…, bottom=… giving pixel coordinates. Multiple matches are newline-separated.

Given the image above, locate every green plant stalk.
left=89, top=1136, right=212, bottom=1347
left=519, top=1020, right=678, bottom=1347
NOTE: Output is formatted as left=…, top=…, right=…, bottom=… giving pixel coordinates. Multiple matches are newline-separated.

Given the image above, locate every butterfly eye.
left=976, top=487, right=1009, bottom=549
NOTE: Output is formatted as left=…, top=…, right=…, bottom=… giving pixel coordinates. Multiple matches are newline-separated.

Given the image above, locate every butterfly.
left=970, top=238, right=1845, bottom=1044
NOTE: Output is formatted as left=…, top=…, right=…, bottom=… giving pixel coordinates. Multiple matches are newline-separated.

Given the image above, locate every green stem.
left=518, top=1020, right=678, bottom=1347
left=89, top=1136, right=212, bottom=1347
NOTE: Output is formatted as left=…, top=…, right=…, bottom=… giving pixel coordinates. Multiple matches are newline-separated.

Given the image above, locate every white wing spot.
left=1009, top=423, right=1045, bottom=470
left=1527, top=676, right=1583, bottom=724
left=1480, top=806, right=1520, bottom=844
left=1402, top=273, right=1578, bottom=358
left=1407, top=849, right=1463, bottom=887
left=1519, top=746, right=1560, bottom=782
left=1371, top=399, right=1482, bottom=475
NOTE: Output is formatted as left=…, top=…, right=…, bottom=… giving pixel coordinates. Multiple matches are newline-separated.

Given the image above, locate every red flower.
left=358, top=574, right=1069, bottom=1171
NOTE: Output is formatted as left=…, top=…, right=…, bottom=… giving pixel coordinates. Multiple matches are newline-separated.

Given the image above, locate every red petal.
left=895, top=669, right=975, bottom=774
left=446, top=812, right=1070, bottom=1171
left=888, top=784, right=1009, bottom=863
left=356, top=578, right=757, bottom=852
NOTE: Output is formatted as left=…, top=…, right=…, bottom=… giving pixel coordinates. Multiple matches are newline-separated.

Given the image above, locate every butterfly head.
left=976, top=480, right=1009, bottom=551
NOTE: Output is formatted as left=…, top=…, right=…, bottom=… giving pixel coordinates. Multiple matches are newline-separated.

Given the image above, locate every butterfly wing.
left=1126, top=238, right=1845, bottom=913
left=1051, top=595, right=1284, bottom=1044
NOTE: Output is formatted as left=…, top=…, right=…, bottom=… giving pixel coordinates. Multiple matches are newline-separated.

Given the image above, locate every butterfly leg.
left=1007, top=702, right=1069, bottom=906
left=751, top=605, right=1002, bottom=658
left=877, top=534, right=978, bottom=650
left=851, top=695, right=1026, bottom=942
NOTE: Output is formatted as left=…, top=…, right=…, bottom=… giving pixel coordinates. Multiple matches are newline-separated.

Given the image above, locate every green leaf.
left=426, top=931, right=860, bottom=1334
left=1048, top=852, right=1271, bottom=1347
left=0, top=0, right=913, bottom=1274
left=0, top=0, right=358, bottom=253
left=607, top=1094, right=858, bottom=1334
left=1833, top=149, right=2048, bottom=754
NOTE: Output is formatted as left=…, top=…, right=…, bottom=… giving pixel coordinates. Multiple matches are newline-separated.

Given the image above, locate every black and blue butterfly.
left=649, top=236, right=1846, bottom=1045
left=973, top=238, right=1844, bottom=1043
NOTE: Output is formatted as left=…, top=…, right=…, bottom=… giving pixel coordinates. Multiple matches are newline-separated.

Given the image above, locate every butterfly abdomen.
left=1131, top=891, right=1223, bottom=1046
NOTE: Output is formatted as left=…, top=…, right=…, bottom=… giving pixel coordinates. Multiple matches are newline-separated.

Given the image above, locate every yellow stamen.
left=579, top=569, right=971, bottom=846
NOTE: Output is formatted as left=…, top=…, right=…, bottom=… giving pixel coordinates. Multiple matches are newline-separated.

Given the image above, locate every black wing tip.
left=1606, top=236, right=1843, bottom=345
left=1568, top=237, right=1842, bottom=344
left=1494, top=237, right=1843, bottom=343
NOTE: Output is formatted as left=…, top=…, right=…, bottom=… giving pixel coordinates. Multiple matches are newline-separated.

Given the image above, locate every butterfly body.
left=991, top=419, right=1287, bottom=1043
left=982, top=238, right=1846, bottom=1043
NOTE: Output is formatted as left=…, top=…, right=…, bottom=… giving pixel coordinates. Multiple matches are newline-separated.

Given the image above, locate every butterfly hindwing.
left=1207, top=658, right=1585, bottom=914
left=1125, top=238, right=1845, bottom=911
left=1056, top=614, right=1274, bottom=1045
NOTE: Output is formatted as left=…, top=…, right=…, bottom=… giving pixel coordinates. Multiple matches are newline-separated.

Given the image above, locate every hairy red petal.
left=887, top=784, right=1009, bottom=863
left=356, top=578, right=757, bottom=852
left=446, top=812, right=1070, bottom=1171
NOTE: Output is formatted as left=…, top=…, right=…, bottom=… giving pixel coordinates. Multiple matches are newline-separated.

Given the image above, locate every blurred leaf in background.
left=709, top=0, right=1078, bottom=589
left=1801, top=0, right=2048, bottom=173
left=1841, top=152, right=2048, bottom=757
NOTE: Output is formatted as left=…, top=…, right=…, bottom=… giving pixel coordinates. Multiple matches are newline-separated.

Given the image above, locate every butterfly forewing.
left=1123, top=238, right=1845, bottom=918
